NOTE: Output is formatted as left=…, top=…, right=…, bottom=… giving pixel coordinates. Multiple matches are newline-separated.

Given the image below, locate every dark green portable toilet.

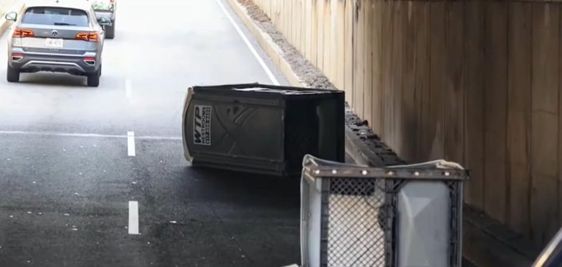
left=182, top=83, right=345, bottom=176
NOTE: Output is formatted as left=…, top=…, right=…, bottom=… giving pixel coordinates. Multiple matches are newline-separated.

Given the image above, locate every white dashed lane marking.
left=127, top=131, right=136, bottom=157
left=128, top=201, right=140, bottom=235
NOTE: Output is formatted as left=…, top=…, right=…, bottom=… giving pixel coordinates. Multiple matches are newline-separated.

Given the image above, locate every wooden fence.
left=252, top=0, right=562, bottom=246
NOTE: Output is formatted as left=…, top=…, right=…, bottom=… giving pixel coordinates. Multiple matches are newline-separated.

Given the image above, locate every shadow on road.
left=188, top=166, right=301, bottom=202
left=19, top=73, right=89, bottom=88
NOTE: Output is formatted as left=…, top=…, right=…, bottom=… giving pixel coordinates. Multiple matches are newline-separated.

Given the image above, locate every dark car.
left=88, top=0, right=116, bottom=39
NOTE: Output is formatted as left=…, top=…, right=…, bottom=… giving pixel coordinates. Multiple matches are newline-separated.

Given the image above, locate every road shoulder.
left=226, top=0, right=542, bottom=266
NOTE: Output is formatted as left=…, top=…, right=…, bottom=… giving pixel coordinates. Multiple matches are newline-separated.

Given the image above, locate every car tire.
left=87, top=67, right=101, bottom=87
left=7, top=65, right=19, bottom=83
left=105, top=21, right=115, bottom=39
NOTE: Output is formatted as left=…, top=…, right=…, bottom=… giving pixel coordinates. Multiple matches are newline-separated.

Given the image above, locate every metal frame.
left=301, top=155, right=469, bottom=267
left=303, top=156, right=466, bottom=181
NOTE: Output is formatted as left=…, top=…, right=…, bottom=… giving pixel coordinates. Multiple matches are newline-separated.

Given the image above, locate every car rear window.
left=22, top=7, right=89, bottom=27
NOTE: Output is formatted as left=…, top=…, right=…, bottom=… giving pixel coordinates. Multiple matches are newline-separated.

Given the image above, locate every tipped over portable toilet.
left=182, top=83, right=345, bottom=176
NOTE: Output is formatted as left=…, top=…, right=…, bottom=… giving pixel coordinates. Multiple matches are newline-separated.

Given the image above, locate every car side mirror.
left=4, top=11, right=17, bottom=22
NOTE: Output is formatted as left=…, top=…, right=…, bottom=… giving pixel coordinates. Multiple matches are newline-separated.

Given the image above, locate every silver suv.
left=4, top=0, right=105, bottom=87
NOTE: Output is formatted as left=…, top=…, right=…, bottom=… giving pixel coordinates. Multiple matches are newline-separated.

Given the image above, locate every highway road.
left=0, top=0, right=299, bottom=266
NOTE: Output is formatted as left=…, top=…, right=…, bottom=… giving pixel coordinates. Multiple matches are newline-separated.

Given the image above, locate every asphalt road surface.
left=0, top=0, right=299, bottom=266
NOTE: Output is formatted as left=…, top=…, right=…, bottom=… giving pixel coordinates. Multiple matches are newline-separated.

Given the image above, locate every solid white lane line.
left=0, top=130, right=183, bottom=140
left=137, top=136, right=182, bottom=141
left=128, top=201, right=140, bottom=235
left=0, top=130, right=124, bottom=139
left=215, top=0, right=280, bottom=85
left=127, top=131, right=136, bottom=157
left=125, top=79, right=133, bottom=99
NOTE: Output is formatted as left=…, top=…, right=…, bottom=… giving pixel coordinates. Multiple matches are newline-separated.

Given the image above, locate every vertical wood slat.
left=392, top=2, right=405, bottom=156
left=323, top=1, right=331, bottom=80
left=353, top=0, right=365, bottom=117
left=483, top=2, right=508, bottom=223
left=363, top=1, right=374, bottom=127
left=444, top=1, right=466, bottom=216
left=371, top=0, right=384, bottom=136
left=325, top=0, right=332, bottom=84
left=413, top=2, right=430, bottom=163
left=304, top=0, right=311, bottom=60
left=381, top=1, right=393, bottom=142
left=317, top=0, right=325, bottom=73
left=399, top=1, right=417, bottom=162
left=298, top=0, right=304, bottom=55
left=444, top=2, right=465, bottom=165
left=344, top=0, right=354, bottom=103
left=286, top=0, right=291, bottom=47
left=350, top=0, right=357, bottom=107
left=333, top=0, right=342, bottom=88
left=336, top=1, right=345, bottom=90
left=328, top=0, right=335, bottom=86
left=310, top=0, right=318, bottom=67
left=384, top=0, right=394, bottom=149
left=507, top=2, right=533, bottom=237
left=531, top=3, right=560, bottom=245
left=383, top=1, right=400, bottom=149
left=293, top=0, right=298, bottom=52
left=426, top=2, right=445, bottom=160
left=559, top=2, right=562, bottom=244
left=463, top=1, right=485, bottom=211
left=289, top=0, right=293, bottom=48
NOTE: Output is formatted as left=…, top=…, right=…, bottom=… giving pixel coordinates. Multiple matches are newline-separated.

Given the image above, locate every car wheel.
left=7, top=65, right=19, bottom=83
left=105, top=21, right=115, bottom=39
left=87, top=67, right=101, bottom=87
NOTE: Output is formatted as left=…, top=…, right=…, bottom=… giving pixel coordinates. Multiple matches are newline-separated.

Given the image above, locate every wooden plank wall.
left=251, top=0, right=562, bottom=246
left=252, top=0, right=354, bottom=102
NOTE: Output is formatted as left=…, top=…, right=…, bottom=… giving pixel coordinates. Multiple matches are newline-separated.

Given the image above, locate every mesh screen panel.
left=326, top=178, right=393, bottom=267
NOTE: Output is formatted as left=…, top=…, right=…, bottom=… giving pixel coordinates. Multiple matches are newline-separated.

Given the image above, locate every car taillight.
left=84, top=56, right=96, bottom=65
left=11, top=53, right=23, bottom=61
left=75, top=32, right=99, bottom=42
left=13, top=28, right=34, bottom=38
